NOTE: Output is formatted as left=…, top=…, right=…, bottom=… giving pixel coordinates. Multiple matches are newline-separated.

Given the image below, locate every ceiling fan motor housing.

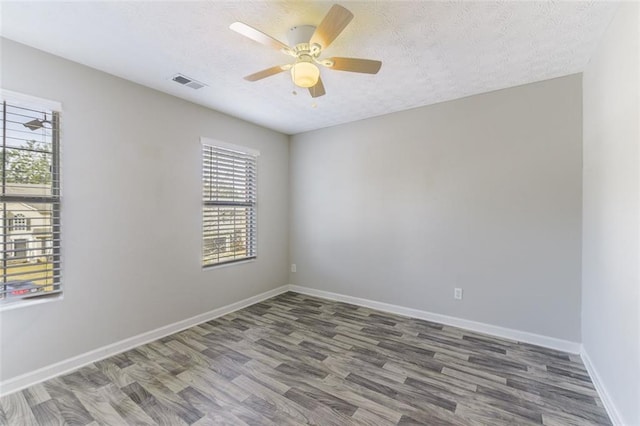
left=287, top=25, right=317, bottom=52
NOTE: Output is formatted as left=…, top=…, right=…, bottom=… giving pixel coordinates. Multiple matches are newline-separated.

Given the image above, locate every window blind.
left=202, top=143, right=257, bottom=267
left=0, top=99, right=61, bottom=303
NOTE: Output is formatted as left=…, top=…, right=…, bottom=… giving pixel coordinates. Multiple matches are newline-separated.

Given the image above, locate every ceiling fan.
left=230, top=4, right=382, bottom=98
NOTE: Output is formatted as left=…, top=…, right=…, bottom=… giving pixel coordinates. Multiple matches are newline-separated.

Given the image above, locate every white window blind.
left=202, top=142, right=257, bottom=267
left=0, top=98, right=61, bottom=304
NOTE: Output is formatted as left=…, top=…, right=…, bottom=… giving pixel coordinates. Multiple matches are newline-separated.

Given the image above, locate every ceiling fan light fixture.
left=291, top=61, right=320, bottom=88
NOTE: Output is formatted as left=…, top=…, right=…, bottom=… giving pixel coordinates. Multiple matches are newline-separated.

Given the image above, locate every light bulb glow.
left=291, top=61, right=320, bottom=88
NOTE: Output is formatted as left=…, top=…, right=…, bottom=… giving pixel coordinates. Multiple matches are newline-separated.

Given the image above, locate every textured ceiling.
left=0, top=1, right=618, bottom=135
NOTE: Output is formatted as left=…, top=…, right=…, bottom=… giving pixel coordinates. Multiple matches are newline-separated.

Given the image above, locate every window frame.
left=0, top=90, right=62, bottom=307
left=201, top=138, right=259, bottom=269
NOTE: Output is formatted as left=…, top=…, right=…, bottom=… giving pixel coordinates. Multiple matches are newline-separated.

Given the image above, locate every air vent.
left=171, top=74, right=207, bottom=90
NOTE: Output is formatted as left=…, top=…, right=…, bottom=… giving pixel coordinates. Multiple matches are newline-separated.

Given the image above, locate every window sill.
left=202, top=258, right=256, bottom=271
left=0, top=293, right=63, bottom=312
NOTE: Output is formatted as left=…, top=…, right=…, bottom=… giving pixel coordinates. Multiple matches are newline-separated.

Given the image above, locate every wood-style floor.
left=1, top=292, right=611, bottom=425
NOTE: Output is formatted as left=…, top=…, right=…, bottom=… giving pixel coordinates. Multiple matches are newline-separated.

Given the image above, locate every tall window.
left=0, top=93, right=61, bottom=303
left=202, top=139, right=258, bottom=267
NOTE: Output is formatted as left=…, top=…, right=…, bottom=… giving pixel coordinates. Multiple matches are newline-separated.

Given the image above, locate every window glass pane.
left=203, top=206, right=256, bottom=264
left=0, top=202, right=60, bottom=300
left=3, top=148, right=53, bottom=196
left=0, top=100, right=61, bottom=303
left=202, top=143, right=257, bottom=267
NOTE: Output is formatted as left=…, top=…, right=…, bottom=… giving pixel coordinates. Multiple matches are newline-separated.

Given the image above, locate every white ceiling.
left=1, top=1, right=618, bottom=135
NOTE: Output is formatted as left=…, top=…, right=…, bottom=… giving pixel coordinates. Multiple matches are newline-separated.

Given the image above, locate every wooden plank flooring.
left=0, top=292, right=611, bottom=425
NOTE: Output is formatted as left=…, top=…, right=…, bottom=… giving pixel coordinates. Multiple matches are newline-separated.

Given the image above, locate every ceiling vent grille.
left=171, top=74, right=207, bottom=90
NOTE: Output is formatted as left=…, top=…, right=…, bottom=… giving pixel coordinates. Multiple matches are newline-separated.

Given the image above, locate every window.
left=11, top=213, right=28, bottom=231
left=202, top=139, right=258, bottom=267
left=0, top=92, right=61, bottom=304
left=13, top=239, right=28, bottom=260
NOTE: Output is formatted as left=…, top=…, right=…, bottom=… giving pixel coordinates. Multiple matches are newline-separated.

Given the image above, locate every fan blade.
left=309, top=5, right=354, bottom=50
left=230, top=22, right=292, bottom=54
left=244, top=64, right=291, bottom=82
left=328, top=57, right=382, bottom=74
left=308, top=77, right=326, bottom=98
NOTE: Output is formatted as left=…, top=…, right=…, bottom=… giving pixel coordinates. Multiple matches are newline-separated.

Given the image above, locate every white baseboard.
left=580, top=348, right=625, bottom=426
left=0, top=285, right=290, bottom=397
left=287, top=285, right=582, bottom=354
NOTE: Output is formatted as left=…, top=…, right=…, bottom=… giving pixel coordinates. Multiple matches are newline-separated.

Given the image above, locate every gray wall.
left=582, top=3, right=640, bottom=425
left=0, top=39, right=290, bottom=382
left=290, top=75, right=583, bottom=341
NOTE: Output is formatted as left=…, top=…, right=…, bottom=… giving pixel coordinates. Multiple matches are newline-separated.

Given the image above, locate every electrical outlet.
left=454, top=288, right=463, bottom=300
left=291, top=264, right=296, bottom=273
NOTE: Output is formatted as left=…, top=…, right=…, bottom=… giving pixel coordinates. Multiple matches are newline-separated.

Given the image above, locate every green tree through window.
left=2, top=140, right=52, bottom=185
